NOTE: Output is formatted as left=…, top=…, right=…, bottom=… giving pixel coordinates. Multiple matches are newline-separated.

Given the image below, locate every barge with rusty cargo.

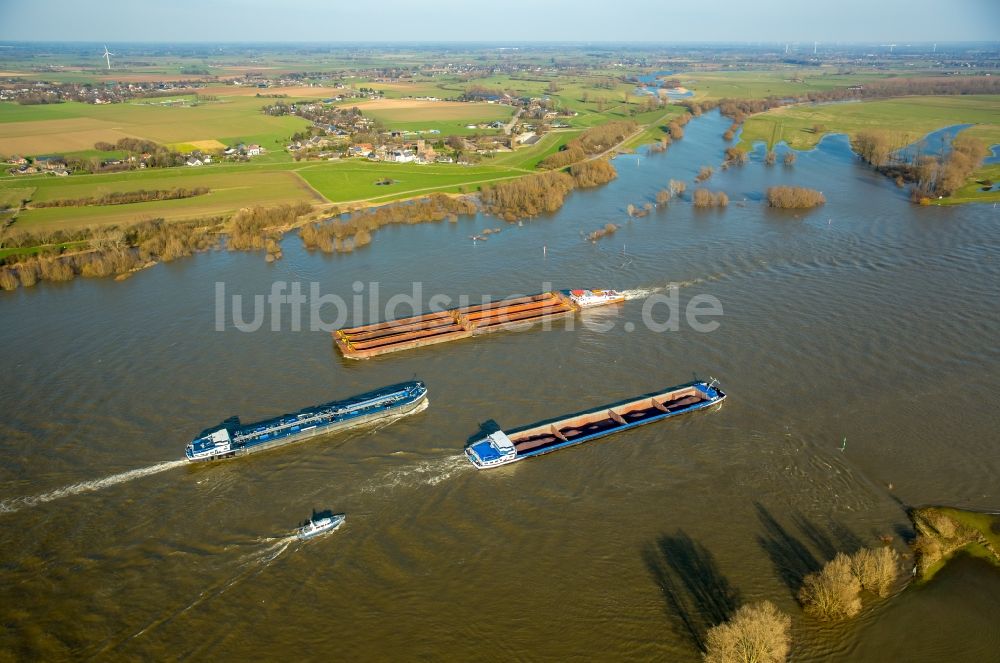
left=334, top=289, right=624, bottom=359
left=465, top=380, right=725, bottom=469
left=185, top=381, right=428, bottom=461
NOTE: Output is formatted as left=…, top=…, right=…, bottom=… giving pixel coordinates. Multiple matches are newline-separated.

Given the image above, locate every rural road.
left=503, top=108, right=522, bottom=135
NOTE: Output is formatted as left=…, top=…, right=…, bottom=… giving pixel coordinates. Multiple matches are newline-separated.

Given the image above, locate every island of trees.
left=766, top=186, right=826, bottom=209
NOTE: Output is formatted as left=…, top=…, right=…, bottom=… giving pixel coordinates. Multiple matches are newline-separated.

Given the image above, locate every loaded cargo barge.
left=465, top=380, right=725, bottom=469
left=334, top=289, right=624, bottom=360
left=185, top=381, right=428, bottom=461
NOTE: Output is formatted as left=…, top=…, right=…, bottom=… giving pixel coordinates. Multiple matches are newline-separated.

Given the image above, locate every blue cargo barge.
left=185, top=381, right=428, bottom=462
left=465, top=380, right=725, bottom=469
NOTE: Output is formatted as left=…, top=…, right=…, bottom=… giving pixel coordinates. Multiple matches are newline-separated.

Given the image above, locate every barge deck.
left=465, top=380, right=726, bottom=469
left=334, top=291, right=584, bottom=359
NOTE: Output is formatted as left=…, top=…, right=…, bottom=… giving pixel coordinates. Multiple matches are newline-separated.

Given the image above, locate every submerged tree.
left=798, top=553, right=862, bottom=621
left=703, top=601, right=792, bottom=663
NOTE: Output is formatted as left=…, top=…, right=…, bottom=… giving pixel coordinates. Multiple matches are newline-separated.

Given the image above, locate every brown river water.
left=1, top=111, right=998, bottom=660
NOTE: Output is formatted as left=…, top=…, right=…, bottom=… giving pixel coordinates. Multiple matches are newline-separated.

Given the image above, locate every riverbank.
left=911, top=506, right=1000, bottom=582
left=737, top=95, right=1000, bottom=204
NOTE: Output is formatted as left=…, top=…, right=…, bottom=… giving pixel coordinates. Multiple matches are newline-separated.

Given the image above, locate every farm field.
left=6, top=169, right=322, bottom=230
left=673, top=68, right=902, bottom=100
left=0, top=97, right=311, bottom=155
left=0, top=187, right=35, bottom=209
left=737, top=95, right=1000, bottom=150
left=347, top=98, right=514, bottom=135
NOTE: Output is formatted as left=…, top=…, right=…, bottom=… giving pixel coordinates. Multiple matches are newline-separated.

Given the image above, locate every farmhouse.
left=34, top=156, right=67, bottom=171
left=245, top=144, right=262, bottom=156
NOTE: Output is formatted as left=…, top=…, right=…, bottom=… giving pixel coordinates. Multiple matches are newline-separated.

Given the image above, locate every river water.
left=1, top=110, right=998, bottom=660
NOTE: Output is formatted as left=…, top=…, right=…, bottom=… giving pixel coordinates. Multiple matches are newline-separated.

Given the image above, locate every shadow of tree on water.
left=755, top=502, right=824, bottom=597
left=756, top=502, right=869, bottom=599
left=642, top=530, right=740, bottom=652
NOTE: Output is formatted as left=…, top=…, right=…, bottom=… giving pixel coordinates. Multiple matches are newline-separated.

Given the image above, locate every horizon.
left=0, top=39, right=997, bottom=46
left=1, top=0, right=998, bottom=43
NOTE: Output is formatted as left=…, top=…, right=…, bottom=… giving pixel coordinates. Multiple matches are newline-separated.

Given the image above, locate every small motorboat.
left=296, top=513, right=346, bottom=540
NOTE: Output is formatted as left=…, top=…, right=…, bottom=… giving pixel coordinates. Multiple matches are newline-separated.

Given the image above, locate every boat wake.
left=618, top=287, right=660, bottom=300
left=0, top=459, right=187, bottom=515
left=361, top=453, right=471, bottom=494
left=238, top=535, right=298, bottom=568
left=109, top=535, right=298, bottom=653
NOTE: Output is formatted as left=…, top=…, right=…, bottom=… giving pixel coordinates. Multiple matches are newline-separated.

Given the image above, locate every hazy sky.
left=0, top=0, right=998, bottom=43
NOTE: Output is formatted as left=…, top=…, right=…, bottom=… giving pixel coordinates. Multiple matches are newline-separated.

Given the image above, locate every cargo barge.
left=185, top=381, right=428, bottom=462
left=465, top=380, right=725, bottom=469
left=334, top=289, right=623, bottom=360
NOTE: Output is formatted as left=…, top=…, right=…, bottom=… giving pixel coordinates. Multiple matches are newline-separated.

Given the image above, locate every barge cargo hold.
left=465, top=380, right=726, bottom=469
left=334, top=290, right=622, bottom=360
left=185, top=381, right=428, bottom=462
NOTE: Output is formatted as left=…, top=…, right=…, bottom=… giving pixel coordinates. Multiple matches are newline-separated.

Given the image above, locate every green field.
left=0, top=187, right=35, bottom=209
left=672, top=68, right=900, bottom=101
left=5, top=168, right=321, bottom=230
left=939, top=164, right=1000, bottom=205
left=738, top=95, right=1000, bottom=150
left=298, top=161, right=522, bottom=204
left=0, top=97, right=311, bottom=156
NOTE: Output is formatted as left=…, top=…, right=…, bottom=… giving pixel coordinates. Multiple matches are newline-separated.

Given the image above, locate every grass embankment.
left=910, top=506, right=1000, bottom=583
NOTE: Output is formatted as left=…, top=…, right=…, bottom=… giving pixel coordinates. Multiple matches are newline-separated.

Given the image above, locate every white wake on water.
left=361, top=453, right=471, bottom=494
left=238, top=535, right=297, bottom=568
left=0, top=459, right=187, bottom=514
left=618, top=287, right=660, bottom=300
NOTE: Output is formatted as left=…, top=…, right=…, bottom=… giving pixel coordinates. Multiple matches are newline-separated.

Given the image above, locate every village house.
left=388, top=149, right=415, bottom=163
left=245, top=144, right=262, bottom=157
left=349, top=143, right=374, bottom=157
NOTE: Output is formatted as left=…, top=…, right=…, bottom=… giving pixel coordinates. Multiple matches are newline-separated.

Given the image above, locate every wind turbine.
left=889, top=43, right=896, bottom=54
left=102, top=45, right=114, bottom=70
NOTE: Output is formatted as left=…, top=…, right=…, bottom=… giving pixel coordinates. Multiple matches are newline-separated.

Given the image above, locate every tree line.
left=539, top=120, right=638, bottom=169
left=0, top=218, right=219, bottom=290
left=853, top=131, right=988, bottom=202
left=300, top=194, right=477, bottom=254
left=480, top=160, right=619, bottom=221
left=33, top=187, right=209, bottom=208
left=0, top=202, right=317, bottom=290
